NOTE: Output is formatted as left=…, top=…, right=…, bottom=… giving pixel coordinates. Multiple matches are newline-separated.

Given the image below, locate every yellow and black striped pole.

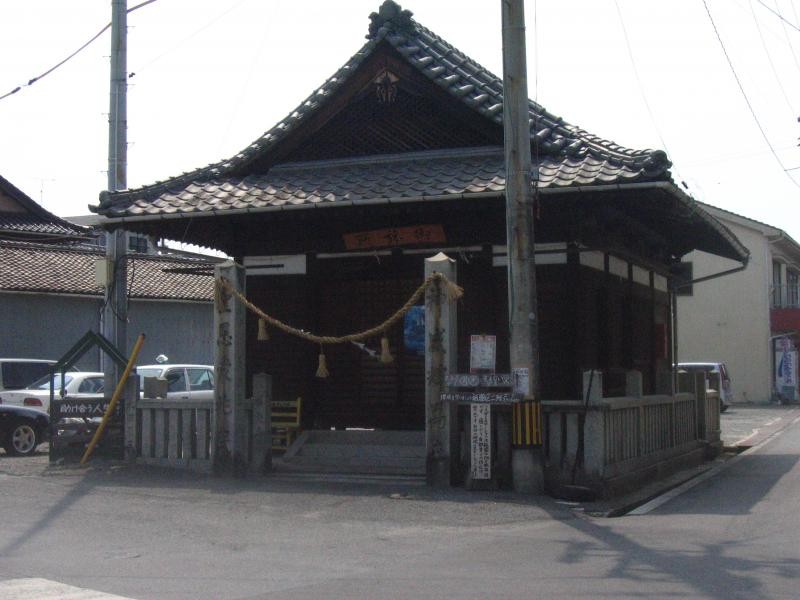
left=512, top=400, right=542, bottom=446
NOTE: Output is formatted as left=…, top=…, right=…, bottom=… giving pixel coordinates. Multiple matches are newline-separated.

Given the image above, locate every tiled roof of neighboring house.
left=0, top=174, right=89, bottom=239
left=0, top=241, right=213, bottom=302
left=94, top=0, right=671, bottom=219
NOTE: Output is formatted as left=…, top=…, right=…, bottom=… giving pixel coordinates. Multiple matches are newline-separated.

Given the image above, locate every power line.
left=129, top=0, right=250, bottom=78
left=703, top=0, right=800, bottom=188
left=0, top=0, right=158, bottom=103
left=756, top=0, right=800, bottom=31
left=613, top=0, right=685, bottom=181
left=772, top=0, right=800, bottom=79
left=750, top=0, right=796, bottom=115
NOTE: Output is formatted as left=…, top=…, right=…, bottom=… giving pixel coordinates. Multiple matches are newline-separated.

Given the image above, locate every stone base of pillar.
left=512, top=447, right=544, bottom=493
left=426, top=457, right=451, bottom=487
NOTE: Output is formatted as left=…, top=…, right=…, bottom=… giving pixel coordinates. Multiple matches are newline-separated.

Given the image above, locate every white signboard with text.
left=470, top=403, right=491, bottom=479
left=469, top=335, right=496, bottom=373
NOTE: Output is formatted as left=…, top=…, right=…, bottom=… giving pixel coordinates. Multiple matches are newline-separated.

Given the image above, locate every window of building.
left=788, top=270, right=799, bottom=307
left=773, top=261, right=783, bottom=307
left=127, top=234, right=149, bottom=253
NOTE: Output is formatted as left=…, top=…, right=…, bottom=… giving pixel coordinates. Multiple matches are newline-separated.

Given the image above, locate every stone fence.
left=543, top=370, right=722, bottom=498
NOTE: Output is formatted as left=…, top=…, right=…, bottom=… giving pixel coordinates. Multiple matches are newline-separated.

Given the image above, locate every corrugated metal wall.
left=0, top=293, right=213, bottom=368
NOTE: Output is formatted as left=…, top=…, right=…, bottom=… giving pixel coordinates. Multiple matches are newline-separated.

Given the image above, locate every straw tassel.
left=380, top=334, right=394, bottom=364
left=445, top=279, right=464, bottom=303
left=257, top=318, right=269, bottom=341
left=316, top=345, right=330, bottom=378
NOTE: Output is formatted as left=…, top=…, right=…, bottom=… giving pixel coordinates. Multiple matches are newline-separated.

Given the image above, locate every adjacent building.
left=677, top=202, right=800, bottom=404
left=0, top=174, right=216, bottom=368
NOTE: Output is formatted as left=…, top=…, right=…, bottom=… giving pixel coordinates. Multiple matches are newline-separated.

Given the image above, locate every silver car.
left=136, top=365, right=214, bottom=401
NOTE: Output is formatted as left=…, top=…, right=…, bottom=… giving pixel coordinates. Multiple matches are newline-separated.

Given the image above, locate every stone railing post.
left=425, top=253, right=458, bottom=486
left=123, top=376, right=138, bottom=463
left=214, top=261, right=247, bottom=476
left=626, top=370, right=644, bottom=457
left=694, top=371, right=708, bottom=442
left=582, top=370, right=605, bottom=478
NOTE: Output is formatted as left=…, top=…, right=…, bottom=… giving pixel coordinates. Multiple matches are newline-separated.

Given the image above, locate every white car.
left=0, top=359, right=58, bottom=392
left=0, top=371, right=105, bottom=412
left=677, top=362, right=733, bottom=412
left=136, top=365, right=214, bottom=401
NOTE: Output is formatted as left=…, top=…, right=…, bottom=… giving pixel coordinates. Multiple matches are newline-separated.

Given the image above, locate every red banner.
left=343, top=224, right=446, bottom=250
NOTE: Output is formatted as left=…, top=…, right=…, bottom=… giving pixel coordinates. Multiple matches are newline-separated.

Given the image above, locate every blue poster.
left=404, top=306, right=425, bottom=355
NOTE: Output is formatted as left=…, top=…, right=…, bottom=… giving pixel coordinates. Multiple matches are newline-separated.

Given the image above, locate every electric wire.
left=613, top=0, right=682, bottom=182
left=751, top=0, right=797, bottom=115
left=756, top=0, right=800, bottom=31
left=129, top=0, right=250, bottom=79
left=772, top=0, right=800, bottom=80
left=0, top=0, right=159, bottom=103
left=217, top=0, right=279, bottom=150
left=703, top=0, right=800, bottom=187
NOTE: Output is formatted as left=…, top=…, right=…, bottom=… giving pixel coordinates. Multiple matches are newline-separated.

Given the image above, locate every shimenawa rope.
left=216, top=272, right=462, bottom=377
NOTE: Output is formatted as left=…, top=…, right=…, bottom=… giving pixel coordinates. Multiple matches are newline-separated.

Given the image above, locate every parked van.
left=0, top=359, right=56, bottom=392
left=677, top=362, right=733, bottom=412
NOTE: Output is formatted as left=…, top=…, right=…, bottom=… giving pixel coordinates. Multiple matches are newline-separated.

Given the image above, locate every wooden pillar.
left=214, top=261, right=248, bottom=476
left=425, top=253, right=458, bottom=486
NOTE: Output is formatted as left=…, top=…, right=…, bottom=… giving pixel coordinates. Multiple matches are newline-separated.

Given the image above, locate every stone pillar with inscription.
left=214, top=261, right=248, bottom=476
left=425, top=253, right=458, bottom=486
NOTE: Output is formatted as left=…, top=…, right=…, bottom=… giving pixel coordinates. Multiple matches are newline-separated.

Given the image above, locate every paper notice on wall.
left=512, top=367, right=530, bottom=398
left=469, top=335, right=496, bottom=373
left=470, top=403, right=491, bottom=480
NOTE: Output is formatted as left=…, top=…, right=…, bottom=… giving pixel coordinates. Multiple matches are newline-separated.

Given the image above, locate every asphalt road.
left=0, top=408, right=798, bottom=599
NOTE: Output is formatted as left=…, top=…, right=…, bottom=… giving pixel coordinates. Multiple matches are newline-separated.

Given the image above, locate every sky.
left=1, top=0, right=799, bottom=242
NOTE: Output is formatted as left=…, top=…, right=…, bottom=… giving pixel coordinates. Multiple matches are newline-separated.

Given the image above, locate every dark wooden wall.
left=245, top=253, right=670, bottom=431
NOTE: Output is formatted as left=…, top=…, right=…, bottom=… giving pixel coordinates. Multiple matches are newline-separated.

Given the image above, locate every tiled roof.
left=94, top=1, right=671, bottom=219
left=0, top=174, right=89, bottom=239
left=107, top=148, right=655, bottom=217
left=0, top=213, right=88, bottom=238
left=0, top=241, right=214, bottom=302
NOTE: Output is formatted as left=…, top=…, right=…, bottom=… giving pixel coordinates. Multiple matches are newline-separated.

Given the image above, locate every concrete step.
left=302, top=430, right=424, bottom=446
left=275, top=458, right=425, bottom=476
left=296, top=443, right=425, bottom=460
left=280, top=429, right=426, bottom=476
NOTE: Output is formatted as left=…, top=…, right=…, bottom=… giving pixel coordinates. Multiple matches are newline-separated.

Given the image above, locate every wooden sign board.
left=52, top=399, right=116, bottom=419
left=343, top=224, right=445, bottom=250
left=441, top=391, right=514, bottom=404
left=446, top=373, right=512, bottom=388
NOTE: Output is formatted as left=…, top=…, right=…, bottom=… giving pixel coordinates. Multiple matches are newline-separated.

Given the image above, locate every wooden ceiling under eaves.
left=246, top=42, right=504, bottom=171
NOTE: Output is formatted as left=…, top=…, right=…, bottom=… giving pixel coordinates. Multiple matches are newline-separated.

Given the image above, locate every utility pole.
left=103, top=0, right=128, bottom=390
left=501, top=0, right=543, bottom=493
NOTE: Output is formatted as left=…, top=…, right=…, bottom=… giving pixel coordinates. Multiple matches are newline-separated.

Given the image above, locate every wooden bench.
left=272, top=397, right=302, bottom=451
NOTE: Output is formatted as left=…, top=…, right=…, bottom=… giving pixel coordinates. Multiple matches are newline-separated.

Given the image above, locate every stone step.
left=280, top=429, right=426, bottom=476
left=276, top=457, right=425, bottom=476
left=302, top=429, right=424, bottom=446
left=296, top=443, right=425, bottom=460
